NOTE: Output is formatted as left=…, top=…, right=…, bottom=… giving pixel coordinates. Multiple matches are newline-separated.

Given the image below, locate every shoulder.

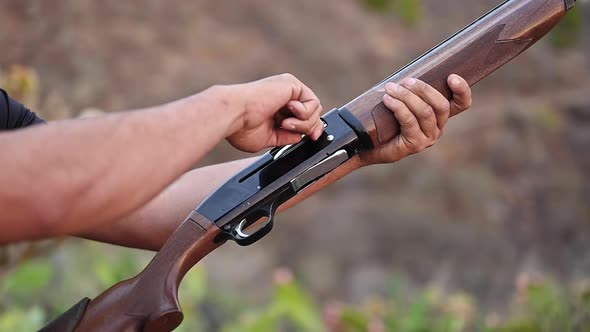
left=0, top=89, right=10, bottom=130
left=0, top=89, right=45, bottom=130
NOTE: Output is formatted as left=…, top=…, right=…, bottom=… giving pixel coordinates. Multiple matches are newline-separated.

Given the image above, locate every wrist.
left=197, top=84, right=246, bottom=138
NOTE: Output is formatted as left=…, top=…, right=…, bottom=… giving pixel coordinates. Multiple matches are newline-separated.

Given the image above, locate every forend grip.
left=344, top=0, right=571, bottom=148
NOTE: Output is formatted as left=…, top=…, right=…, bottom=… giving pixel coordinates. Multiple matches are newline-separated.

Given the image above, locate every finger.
left=290, top=78, right=322, bottom=121
left=274, top=105, right=292, bottom=124
left=399, top=78, right=450, bottom=133
left=309, top=119, right=325, bottom=140
left=385, top=81, right=438, bottom=139
left=448, top=74, right=472, bottom=116
left=281, top=113, right=322, bottom=137
left=382, top=93, right=425, bottom=144
left=287, top=100, right=314, bottom=120
left=279, top=73, right=324, bottom=138
left=274, top=128, right=304, bottom=147
left=279, top=73, right=321, bottom=109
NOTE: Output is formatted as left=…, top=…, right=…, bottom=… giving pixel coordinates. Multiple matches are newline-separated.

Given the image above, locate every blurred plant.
left=364, top=0, right=394, bottom=11
left=0, top=306, right=45, bottom=331
left=1, top=254, right=590, bottom=332
left=550, top=6, right=584, bottom=49
left=1, top=260, right=54, bottom=304
left=0, top=259, right=52, bottom=331
left=222, top=268, right=324, bottom=332
left=2, top=65, right=40, bottom=110
left=487, top=277, right=590, bottom=332
left=364, top=0, right=423, bottom=25
left=393, top=0, right=423, bottom=25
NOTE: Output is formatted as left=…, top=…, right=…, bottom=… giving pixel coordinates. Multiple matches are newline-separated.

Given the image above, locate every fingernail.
left=383, top=94, right=393, bottom=102
left=288, top=105, right=295, bottom=111
left=451, top=75, right=461, bottom=86
left=395, top=84, right=406, bottom=93
left=404, top=78, right=417, bottom=86
left=385, top=82, right=396, bottom=91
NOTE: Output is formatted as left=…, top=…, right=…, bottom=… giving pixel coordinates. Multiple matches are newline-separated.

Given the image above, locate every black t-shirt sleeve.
left=0, top=88, right=45, bottom=130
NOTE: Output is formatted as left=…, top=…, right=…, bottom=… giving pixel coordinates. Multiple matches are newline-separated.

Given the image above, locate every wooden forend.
left=345, top=0, right=567, bottom=148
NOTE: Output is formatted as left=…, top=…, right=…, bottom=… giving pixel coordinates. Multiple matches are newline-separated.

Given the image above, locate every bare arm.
left=82, top=75, right=473, bottom=251
left=80, top=156, right=363, bottom=250
left=0, top=88, right=241, bottom=243
left=0, top=74, right=324, bottom=244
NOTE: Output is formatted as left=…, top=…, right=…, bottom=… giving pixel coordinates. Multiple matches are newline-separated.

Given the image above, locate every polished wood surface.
left=345, top=0, right=568, bottom=147
left=74, top=211, right=224, bottom=332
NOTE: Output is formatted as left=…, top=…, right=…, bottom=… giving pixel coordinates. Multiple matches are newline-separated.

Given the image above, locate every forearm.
left=0, top=86, right=240, bottom=243
left=81, top=155, right=363, bottom=251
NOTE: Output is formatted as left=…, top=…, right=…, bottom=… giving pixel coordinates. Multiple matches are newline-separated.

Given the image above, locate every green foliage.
left=1, top=65, right=40, bottom=108
left=94, top=250, right=141, bottom=288
left=223, top=275, right=324, bottom=332
left=364, top=0, right=423, bottom=25
left=524, top=283, right=572, bottom=331
left=551, top=6, right=584, bottom=49
left=176, top=267, right=208, bottom=332
left=364, top=0, right=394, bottom=11
left=1, top=260, right=54, bottom=303
left=487, top=281, right=590, bottom=332
left=0, top=306, right=45, bottom=331
left=393, top=0, right=423, bottom=25
left=1, top=251, right=589, bottom=332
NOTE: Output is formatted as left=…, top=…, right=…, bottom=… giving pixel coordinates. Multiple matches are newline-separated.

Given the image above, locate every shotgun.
left=41, top=0, right=577, bottom=331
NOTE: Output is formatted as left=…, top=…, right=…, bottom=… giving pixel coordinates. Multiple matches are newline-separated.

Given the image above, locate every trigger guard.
left=231, top=201, right=278, bottom=246
left=234, top=216, right=274, bottom=246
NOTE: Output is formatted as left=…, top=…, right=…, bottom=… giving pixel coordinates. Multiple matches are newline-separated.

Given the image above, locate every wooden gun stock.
left=345, top=0, right=573, bottom=148
left=68, top=212, right=223, bottom=332
left=42, top=0, right=575, bottom=331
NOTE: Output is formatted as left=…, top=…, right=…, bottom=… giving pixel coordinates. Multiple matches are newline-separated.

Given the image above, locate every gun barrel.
left=344, top=0, right=571, bottom=149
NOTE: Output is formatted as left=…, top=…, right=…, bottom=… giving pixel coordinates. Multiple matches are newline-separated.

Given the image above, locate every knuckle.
left=409, top=144, right=422, bottom=154
left=314, top=111, right=321, bottom=122
left=310, top=100, right=320, bottom=113
left=304, top=120, right=316, bottom=133
left=422, top=105, right=435, bottom=118
left=384, top=96, right=401, bottom=108
left=427, top=137, right=437, bottom=147
left=414, top=81, right=427, bottom=95
left=281, top=72, right=296, bottom=81
left=400, top=86, right=411, bottom=96
left=433, top=129, right=442, bottom=140
left=401, top=115, right=418, bottom=127
left=418, top=141, right=430, bottom=151
left=437, top=100, right=451, bottom=114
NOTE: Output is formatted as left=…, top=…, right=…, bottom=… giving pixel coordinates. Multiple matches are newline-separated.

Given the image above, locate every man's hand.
left=225, top=73, right=325, bottom=153
left=359, top=74, right=472, bottom=165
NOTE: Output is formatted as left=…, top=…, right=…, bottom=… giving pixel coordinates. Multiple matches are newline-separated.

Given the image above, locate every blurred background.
left=0, top=0, right=589, bottom=331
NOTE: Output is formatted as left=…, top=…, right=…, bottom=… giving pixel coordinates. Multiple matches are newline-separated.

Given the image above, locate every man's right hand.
left=223, top=73, right=325, bottom=153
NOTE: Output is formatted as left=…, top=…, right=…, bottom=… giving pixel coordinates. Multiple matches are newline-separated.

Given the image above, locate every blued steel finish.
left=196, top=109, right=361, bottom=245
